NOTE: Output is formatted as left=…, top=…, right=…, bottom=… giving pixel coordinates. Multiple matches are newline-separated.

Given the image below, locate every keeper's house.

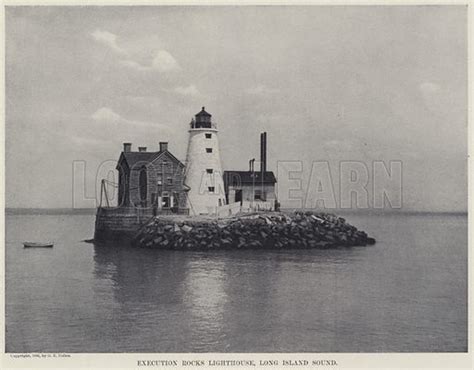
left=95, top=142, right=189, bottom=241
left=116, top=141, right=189, bottom=214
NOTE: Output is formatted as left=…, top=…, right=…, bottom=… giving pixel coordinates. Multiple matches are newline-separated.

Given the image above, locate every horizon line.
left=4, top=207, right=468, bottom=216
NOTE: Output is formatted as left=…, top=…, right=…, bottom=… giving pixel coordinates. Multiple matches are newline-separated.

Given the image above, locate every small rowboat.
left=23, top=242, right=54, bottom=248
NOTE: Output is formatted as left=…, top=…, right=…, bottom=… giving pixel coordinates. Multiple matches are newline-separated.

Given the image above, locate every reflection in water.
left=91, top=244, right=369, bottom=352
left=6, top=213, right=468, bottom=352
left=183, top=258, right=227, bottom=350
left=93, top=243, right=188, bottom=307
left=93, top=243, right=192, bottom=351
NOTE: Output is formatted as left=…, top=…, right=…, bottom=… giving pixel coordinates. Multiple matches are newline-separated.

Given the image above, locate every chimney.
left=138, top=147, right=147, bottom=152
left=249, top=158, right=255, bottom=173
left=263, top=132, right=267, bottom=173
left=260, top=132, right=267, bottom=174
left=123, top=143, right=132, bottom=152
left=159, top=142, right=168, bottom=152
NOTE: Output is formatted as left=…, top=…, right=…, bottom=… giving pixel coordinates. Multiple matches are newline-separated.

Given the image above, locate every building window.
left=167, top=177, right=173, bottom=185
left=162, top=192, right=170, bottom=208
left=157, top=175, right=162, bottom=185
left=254, top=189, right=265, bottom=201
left=206, top=148, right=213, bottom=153
left=206, top=169, right=213, bottom=174
left=162, top=161, right=172, bottom=170
left=208, top=186, right=215, bottom=193
left=205, top=133, right=212, bottom=139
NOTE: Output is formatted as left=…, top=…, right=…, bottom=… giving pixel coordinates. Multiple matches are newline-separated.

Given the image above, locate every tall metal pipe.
left=263, top=132, right=267, bottom=174
left=260, top=132, right=267, bottom=202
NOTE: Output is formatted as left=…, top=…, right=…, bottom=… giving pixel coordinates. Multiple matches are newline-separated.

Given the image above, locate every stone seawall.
left=94, top=207, right=153, bottom=242
left=132, top=211, right=376, bottom=250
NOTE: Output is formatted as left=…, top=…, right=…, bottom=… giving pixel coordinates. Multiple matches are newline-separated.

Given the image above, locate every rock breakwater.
left=132, top=211, right=375, bottom=250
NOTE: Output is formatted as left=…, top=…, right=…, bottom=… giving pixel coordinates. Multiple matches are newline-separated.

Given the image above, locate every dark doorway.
left=235, top=190, right=243, bottom=204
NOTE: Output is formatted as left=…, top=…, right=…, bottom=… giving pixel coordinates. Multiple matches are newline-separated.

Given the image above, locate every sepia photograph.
left=2, top=3, right=470, bottom=366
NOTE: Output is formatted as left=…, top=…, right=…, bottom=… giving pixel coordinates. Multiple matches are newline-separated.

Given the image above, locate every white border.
left=0, top=2, right=471, bottom=369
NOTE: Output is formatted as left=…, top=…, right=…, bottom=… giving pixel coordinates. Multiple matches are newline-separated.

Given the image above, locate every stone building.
left=116, top=142, right=189, bottom=215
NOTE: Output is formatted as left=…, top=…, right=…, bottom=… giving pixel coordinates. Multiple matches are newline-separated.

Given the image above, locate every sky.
left=5, top=6, right=467, bottom=211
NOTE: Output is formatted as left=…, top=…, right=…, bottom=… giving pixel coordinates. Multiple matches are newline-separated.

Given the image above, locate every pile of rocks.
left=132, top=211, right=376, bottom=250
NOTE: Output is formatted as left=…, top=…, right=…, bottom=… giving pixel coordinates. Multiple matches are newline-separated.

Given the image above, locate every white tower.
left=185, top=107, right=227, bottom=215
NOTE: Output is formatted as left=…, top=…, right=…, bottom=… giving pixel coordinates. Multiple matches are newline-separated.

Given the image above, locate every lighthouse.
left=185, top=107, right=227, bottom=215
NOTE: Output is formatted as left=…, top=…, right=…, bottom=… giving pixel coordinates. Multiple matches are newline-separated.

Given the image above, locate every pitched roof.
left=224, top=170, right=277, bottom=185
left=122, top=152, right=157, bottom=168
left=117, top=150, right=184, bottom=170
left=195, top=106, right=212, bottom=117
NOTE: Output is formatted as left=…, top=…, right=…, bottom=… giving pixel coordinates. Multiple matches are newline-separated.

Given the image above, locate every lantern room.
left=190, top=106, right=213, bottom=129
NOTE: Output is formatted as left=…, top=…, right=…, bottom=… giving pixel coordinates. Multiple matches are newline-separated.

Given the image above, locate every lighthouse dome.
left=193, top=106, right=213, bottom=129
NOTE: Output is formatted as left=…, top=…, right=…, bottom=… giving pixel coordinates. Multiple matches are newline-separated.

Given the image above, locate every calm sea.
left=5, top=212, right=467, bottom=352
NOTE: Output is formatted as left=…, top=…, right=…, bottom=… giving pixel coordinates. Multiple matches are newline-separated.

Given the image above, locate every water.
left=5, top=212, right=467, bottom=352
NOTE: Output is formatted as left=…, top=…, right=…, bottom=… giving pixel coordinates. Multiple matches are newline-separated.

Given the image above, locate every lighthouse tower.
left=185, top=107, right=227, bottom=215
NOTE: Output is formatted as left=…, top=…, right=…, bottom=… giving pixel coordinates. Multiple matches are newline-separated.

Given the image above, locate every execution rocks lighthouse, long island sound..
left=185, top=107, right=226, bottom=215
left=94, top=107, right=376, bottom=249
left=94, top=106, right=278, bottom=241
